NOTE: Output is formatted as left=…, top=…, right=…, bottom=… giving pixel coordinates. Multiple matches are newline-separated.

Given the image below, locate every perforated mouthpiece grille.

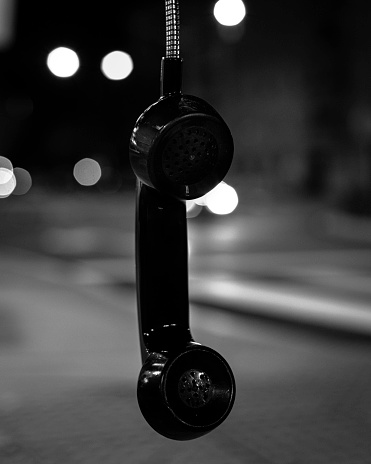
left=178, top=369, right=213, bottom=408
left=162, top=126, right=218, bottom=185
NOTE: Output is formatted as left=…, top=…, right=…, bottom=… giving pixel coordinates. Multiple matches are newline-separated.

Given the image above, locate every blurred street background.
left=1, top=0, right=371, bottom=463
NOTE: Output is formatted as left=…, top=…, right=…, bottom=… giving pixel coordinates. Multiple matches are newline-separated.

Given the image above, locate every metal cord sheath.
left=165, top=0, right=180, bottom=58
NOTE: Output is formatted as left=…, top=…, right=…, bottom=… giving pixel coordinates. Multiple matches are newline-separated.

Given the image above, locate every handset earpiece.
left=130, top=0, right=235, bottom=440
left=130, top=58, right=234, bottom=200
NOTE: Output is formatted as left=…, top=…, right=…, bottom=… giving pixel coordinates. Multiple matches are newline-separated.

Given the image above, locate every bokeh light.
left=0, top=155, right=13, bottom=172
left=0, top=167, right=16, bottom=198
left=213, top=0, right=246, bottom=26
left=186, top=200, right=202, bottom=219
left=47, top=47, right=80, bottom=78
left=205, top=182, right=239, bottom=215
left=12, top=167, right=32, bottom=195
left=73, top=158, right=102, bottom=186
left=101, top=51, right=133, bottom=80
left=194, top=195, right=208, bottom=207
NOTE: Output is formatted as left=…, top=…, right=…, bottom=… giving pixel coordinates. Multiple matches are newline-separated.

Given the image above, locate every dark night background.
left=1, top=0, right=370, bottom=212
left=1, top=2, right=371, bottom=462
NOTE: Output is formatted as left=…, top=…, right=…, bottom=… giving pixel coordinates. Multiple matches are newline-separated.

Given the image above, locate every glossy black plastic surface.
left=131, top=51, right=235, bottom=439
left=129, top=94, right=234, bottom=200
left=137, top=344, right=236, bottom=440
left=135, top=182, right=235, bottom=440
left=135, top=181, right=191, bottom=360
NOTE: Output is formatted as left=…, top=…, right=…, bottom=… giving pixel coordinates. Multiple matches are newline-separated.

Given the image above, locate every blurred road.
left=1, top=187, right=371, bottom=463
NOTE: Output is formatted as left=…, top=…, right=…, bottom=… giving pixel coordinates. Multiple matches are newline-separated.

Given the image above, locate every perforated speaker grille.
left=162, top=126, right=218, bottom=185
left=178, top=369, right=213, bottom=408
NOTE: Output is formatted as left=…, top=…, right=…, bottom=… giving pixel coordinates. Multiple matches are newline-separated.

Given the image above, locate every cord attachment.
left=165, top=0, right=180, bottom=59
left=162, top=0, right=182, bottom=95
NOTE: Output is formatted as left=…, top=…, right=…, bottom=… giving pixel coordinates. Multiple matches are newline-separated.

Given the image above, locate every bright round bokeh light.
left=73, top=158, right=102, bottom=186
left=186, top=200, right=196, bottom=212
left=12, top=167, right=32, bottom=195
left=213, top=0, right=246, bottom=26
left=0, top=167, right=16, bottom=198
left=194, top=195, right=208, bottom=206
left=0, top=155, right=13, bottom=172
left=186, top=200, right=203, bottom=219
left=205, top=182, right=239, bottom=215
left=47, top=47, right=80, bottom=77
left=0, top=167, right=13, bottom=185
left=101, top=51, right=134, bottom=80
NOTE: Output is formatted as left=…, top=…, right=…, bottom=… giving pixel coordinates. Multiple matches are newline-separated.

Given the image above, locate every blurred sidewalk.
left=323, top=208, right=371, bottom=245
left=1, top=189, right=371, bottom=463
left=1, top=238, right=371, bottom=464
left=189, top=188, right=371, bottom=336
left=1, top=187, right=371, bottom=339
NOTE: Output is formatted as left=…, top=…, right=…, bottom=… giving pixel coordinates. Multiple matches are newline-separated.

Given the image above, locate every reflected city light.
left=101, top=51, right=133, bottom=80
left=12, top=167, right=32, bottom=195
left=213, top=0, right=246, bottom=26
left=205, top=182, right=239, bottom=215
left=47, top=47, right=80, bottom=78
left=73, top=158, right=102, bottom=186
left=0, top=167, right=16, bottom=198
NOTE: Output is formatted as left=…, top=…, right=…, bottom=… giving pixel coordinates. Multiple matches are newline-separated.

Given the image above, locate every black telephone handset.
left=129, top=1, right=235, bottom=440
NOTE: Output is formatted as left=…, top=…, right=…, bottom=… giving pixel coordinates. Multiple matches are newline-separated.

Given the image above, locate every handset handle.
left=135, top=180, right=193, bottom=361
